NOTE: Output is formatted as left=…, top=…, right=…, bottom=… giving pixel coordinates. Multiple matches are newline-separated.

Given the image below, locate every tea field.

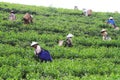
left=0, top=2, right=120, bottom=80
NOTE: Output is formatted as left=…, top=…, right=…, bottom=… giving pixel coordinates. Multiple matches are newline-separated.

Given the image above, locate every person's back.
left=23, top=13, right=33, bottom=24
left=38, top=49, right=52, bottom=62
left=87, top=9, right=92, bottom=16
left=107, top=19, right=115, bottom=25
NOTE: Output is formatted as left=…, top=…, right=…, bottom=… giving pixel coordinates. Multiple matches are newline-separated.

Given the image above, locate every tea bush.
left=0, top=2, right=120, bottom=80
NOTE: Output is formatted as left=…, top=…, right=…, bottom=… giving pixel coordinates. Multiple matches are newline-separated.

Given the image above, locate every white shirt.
left=102, top=32, right=111, bottom=40
left=34, top=45, right=41, bottom=55
left=83, top=9, right=88, bottom=16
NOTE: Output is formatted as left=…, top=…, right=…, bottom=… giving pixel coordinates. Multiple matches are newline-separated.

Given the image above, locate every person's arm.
left=35, top=45, right=42, bottom=55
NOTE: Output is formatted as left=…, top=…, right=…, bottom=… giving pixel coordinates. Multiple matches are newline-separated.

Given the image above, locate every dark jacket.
left=38, top=49, right=52, bottom=62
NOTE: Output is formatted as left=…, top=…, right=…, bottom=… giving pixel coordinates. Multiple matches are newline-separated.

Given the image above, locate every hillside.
left=0, top=2, right=120, bottom=80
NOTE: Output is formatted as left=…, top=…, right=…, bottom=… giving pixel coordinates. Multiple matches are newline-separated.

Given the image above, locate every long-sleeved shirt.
left=83, top=9, right=88, bottom=16
left=107, top=19, right=115, bottom=25
left=9, top=13, right=16, bottom=20
left=102, top=32, right=111, bottom=40
left=34, top=45, right=42, bottom=55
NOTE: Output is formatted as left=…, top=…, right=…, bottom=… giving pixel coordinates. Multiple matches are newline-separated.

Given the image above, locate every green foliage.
left=0, top=2, right=120, bottom=80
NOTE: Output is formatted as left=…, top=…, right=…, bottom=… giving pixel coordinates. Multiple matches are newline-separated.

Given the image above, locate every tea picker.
left=100, top=29, right=111, bottom=41
left=31, top=41, right=52, bottom=62
left=64, top=33, right=74, bottom=47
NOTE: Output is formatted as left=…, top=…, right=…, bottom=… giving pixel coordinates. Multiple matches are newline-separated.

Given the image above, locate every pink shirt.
left=9, top=13, right=16, bottom=20
left=34, top=45, right=41, bottom=55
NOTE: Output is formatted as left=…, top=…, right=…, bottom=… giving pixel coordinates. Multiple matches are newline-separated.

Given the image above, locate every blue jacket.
left=38, top=49, right=52, bottom=62
left=107, top=19, right=115, bottom=25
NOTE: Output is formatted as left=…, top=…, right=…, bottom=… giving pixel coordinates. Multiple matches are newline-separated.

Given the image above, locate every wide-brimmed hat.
left=100, top=29, right=106, bottom=33
left=66, top=33, right=74, bottom=38
left=30, top=15, right=33, bottom=18
left=109, top=17, right=113, bottom=19
left=31, top=41, right=38, bottom=46
left=11, top=10, right=14, bottom=13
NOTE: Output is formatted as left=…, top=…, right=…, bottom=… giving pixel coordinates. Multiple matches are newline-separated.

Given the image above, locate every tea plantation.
left=0, top=2, right=120, bottom=80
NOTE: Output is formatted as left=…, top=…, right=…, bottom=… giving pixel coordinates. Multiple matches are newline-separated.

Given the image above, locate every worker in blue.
left=107, top=17, right=117, bottom=28
left=31, top=41, right=52, bottom=62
